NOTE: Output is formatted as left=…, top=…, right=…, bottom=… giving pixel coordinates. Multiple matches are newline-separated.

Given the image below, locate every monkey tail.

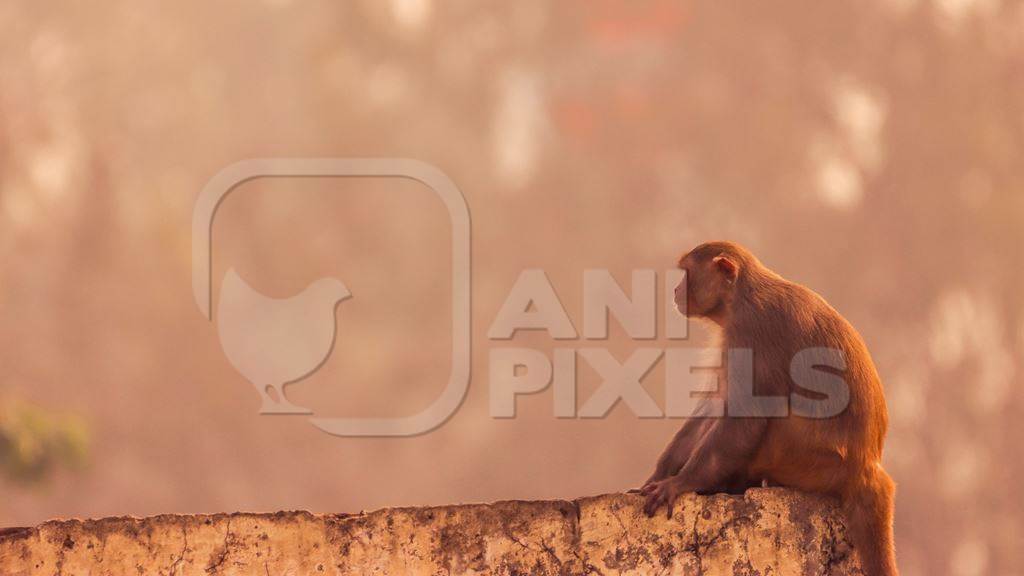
left=841, top=463, right=898, bottom=576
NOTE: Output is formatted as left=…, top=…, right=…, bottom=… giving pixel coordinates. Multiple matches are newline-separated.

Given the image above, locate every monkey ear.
left=712, top=255, right=739, bottom=280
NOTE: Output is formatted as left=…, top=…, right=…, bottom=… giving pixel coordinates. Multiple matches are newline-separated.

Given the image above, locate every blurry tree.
left=0, top=397, right=88, bottom=484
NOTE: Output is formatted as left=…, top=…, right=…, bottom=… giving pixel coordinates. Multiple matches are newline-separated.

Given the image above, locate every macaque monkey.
left=642, top=241, right=897, bottom=576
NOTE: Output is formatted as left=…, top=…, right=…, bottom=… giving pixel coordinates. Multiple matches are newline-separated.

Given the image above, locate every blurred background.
left=1, top=1, right=1022, bottom=574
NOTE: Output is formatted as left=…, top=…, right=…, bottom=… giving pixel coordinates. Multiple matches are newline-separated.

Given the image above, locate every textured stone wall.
left=0, top=488, right=863, bottom=575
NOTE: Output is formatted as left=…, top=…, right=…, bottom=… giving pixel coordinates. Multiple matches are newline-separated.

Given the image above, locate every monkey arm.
left=641, top=418, right=713, bottom=488
left=643, top=417, right=767, bottom=517
left=675, top=416, right=766, bottom=491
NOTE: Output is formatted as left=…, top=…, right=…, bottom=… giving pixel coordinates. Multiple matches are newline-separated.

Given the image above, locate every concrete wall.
left=0, top=488, right=863, bottom=575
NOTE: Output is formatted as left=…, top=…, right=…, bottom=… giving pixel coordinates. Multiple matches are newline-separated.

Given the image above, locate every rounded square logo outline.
left=192, top=158, right=471, bottom=437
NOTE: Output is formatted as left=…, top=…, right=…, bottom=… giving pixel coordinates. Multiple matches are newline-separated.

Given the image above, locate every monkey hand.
left=641, top=478, right=683, bottom=519
left=633, top=476, right=660, bottom=494
left=628, top=478, right=657, bottom=494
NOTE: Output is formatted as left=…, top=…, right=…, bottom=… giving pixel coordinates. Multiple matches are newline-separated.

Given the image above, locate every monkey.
left=641, top=241, right=897, bottom=576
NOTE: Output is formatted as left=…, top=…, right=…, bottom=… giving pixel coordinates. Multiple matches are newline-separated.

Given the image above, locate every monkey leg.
left=709, top=471, right=762, bottom=495
left=643, top=417, right=766, bottom=518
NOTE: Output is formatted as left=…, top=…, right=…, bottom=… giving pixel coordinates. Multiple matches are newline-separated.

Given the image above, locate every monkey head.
left=674, top=241, right=749, bottom=323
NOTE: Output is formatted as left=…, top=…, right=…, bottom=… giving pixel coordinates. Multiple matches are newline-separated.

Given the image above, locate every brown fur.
left=641, top=241, right=897, bottom=576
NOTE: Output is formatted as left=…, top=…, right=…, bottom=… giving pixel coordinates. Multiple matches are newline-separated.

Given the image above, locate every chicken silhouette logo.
left=192, top=158, right=471, bottom=437
left=216, top=268, right=351, bottom=414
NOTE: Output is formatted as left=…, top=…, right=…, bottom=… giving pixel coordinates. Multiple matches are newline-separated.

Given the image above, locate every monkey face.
left=676, top=246, right=739, bottom=321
